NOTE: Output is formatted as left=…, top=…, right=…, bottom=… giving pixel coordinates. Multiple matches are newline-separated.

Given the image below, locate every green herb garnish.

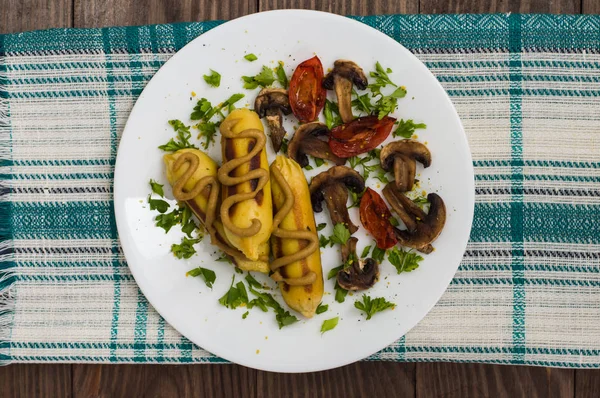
left=371, top=246, right=386, bottom=264
left=218, top=276, right=249, bottom=309
left=316, top=303, right=328, bottom=314
left=245, top=273, right=263, bottom=289
left=327, top=265, right=343, bottom=280
left=351, top=90, right=374, bottom=115
left=275, top=62, right=288, bottom=89
left=248, top=285, right=298, bottom=329
left=361, top=245, right=372, bottom=258
left=354, top=295, right=395, bottom=320
left=242, top=311, right=249, bottom=319
left=320, top=317, right=339, bottom=334
left=279, top=137, right=289, bottom=154
left=315, top=157, right=325, bottom=167
left=171, top=236, right=201, bottom=259
left=334, top=282, right=348, bottom=303
left=324, top=99, right=343, bottom=129
left=149, top=179, right=164, bottom=197
left=319, top=234, right=330, bottom=248
left=186, top=267, right=216, bottom=289
left=242, top=66, right=276, bottom=89
left=244, top=53, right=258, bottom=62
left=158, top=120, right=198, bottom=152
left=387, top=247, right=423, bottom=274
left=330, top=223, right=351, bottom=246
left=203, top=69, right=221, bottom=87
left=316, top=223, right=327, bottom=232
left=394, top=119, right=426, bottom=138
left=148, top=196, right=170, bottom=213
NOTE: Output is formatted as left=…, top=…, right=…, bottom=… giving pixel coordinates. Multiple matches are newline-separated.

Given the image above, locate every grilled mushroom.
left=380, top=140, right=432, bottom=192
left=287, top=122, right=345, bottom=168
left=254, top=88, right=292, bottom=152
left=382, top=183, right=446, bottom=254
left=323, top=60, right=368, bottom=123
left=309, top=166, right=365, bottom=234
left=337, top=237, right=379, bottom=290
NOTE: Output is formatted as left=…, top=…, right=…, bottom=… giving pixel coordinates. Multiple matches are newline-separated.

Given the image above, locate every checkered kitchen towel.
left=1, top=14, right=599, bottom=367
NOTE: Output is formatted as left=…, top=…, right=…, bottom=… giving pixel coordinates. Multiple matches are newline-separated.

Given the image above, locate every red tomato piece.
left=359, top=188, right=398, bottom=250
left=328, top=116, right=396, bottom=158
left=289, top=56, right=326, bottom=123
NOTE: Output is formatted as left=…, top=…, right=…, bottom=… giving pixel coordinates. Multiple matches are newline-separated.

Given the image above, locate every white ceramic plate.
left=114, top=10, right=474, bottom=373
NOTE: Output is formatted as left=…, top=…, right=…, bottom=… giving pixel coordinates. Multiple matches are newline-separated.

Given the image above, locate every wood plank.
left=73, top=364, right=257, bottom=397
left=582, top=0, right=600, bottom=13
left=0, top=0, right=72, bottom=34
left=256, top=362, right=416, bottom=398
left=417, top=363, right=574, bottom=398
left=74, top=0, right=257, bottom=28
left=576, top=370, right=600, bottom=398
left=419, top=0, right=580, bottom=13
left=259, top=0, right=418, bottom=15
left=0, top=364, right=72, bottom=398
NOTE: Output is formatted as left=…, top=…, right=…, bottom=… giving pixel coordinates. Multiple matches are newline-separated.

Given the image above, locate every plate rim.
left=114, top=9, right=475, bottom=373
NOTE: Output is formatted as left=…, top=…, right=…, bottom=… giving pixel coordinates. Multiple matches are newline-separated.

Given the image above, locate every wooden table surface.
left=1, top=0, right=600, bottom=397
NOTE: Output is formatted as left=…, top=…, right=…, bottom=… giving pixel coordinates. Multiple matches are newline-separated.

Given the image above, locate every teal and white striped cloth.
left=1, top=14, right=599, bottom=367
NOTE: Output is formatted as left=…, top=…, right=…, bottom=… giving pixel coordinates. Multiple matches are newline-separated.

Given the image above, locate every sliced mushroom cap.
left=383, top=183, right=446, bottom=254
left=323, top=60, right=368, bottom=124
left=254, top=88, right=292, bottom=152
left=309, top=166, right=365, bottom=234
left=380, top=140, right=432, bottom=192
left=287, top=122, right=345, bottom=168
left=337, top=237, right=379, bottom=290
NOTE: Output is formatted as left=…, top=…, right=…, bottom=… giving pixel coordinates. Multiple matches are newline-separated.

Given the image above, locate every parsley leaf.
left=148, top=196, right=170, bottom=213
left=247, top=298, right=268, bottom=312
left=197, top=121, right=218, bottom=149
left=203, top=69, right=221, bottom=87
left=394, top=119, right=427, bottom=138
left=371, top=246, right=387, bottom=264
left=351, top=90, right=374, bottom=115
left=242, top=66, right=275, bottom=89
left=247, top=285, right=298, bottom=329
left=279, top=137, right=289, bottom=154
left=154, top=210, right=180, bottom=233
left=171, top=236, right=201, bottom=259
left=316, top=223, right=327, bottom=232
left=321, top=317, right=339, bottom=334
left=324, top=99, right=343, bottom=129
left=319, top=234, right=330, bottom=248
left=354, top=295, right=395, bottom=320
left=149, top=179, right=164, bottom=197
left=242, top=311, right=249, bottom=319
left=275, top=62, right=288, bottom=89
left=244, top=53, right=258, bottom=62
left=387, top=247, right=423, bottom=274
left=316, top=303, right=328, bottom=314
left=186, top=267, right=216, bottom=289
left=327, top=265, right=343, bottom=280
left=245, top=273, right=263, bottom=289
left=334, top=282, right=348, bottom=303
left=374, top=87, right=406, bottom=120
left=369, top=61, right=397, bottom=94
left=344, top=251, right=357, bottom=271
left=330, top=223, right=351, bottom=246
left=315, top=157, right=325, bottom=167
left=361, top=245, right=372, bottom=258
left=191, top=98, right=214, bottom=120
left=159, top=120, right=198, bottom=152
left=218, top=276, right=249, bottom=309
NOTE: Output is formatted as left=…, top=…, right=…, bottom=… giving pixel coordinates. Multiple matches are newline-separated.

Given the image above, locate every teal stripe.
left=15, top=274, right=135, bottom=282
left=133, top=289, right=148, bottom=362
left=8, top=172, right=113, bottom=180
left=509, top=13, right=526, bottom=365
left=179, top=336, right=193, bottom=363
left=156, top=316, right=165, bottom=363
left=475, top=174, right=600, bottom=183
left=6, top=60, right=165, bottom=71
left=474, top=160, right=600, bottom=168
left=450, top=278, right=600, bottom=287
left=12, top=159, right=112, bottom=166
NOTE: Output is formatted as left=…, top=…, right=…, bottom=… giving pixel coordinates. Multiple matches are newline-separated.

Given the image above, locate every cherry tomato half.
left=359, top=188, right=398, bottom=250
left=328, top=115, right=396, bottom=158
left=289, top=56, right=326, bottom=123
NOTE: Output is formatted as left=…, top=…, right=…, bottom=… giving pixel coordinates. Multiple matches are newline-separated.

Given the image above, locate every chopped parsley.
left=371, top=246, right=387, bottom=264
left=242, top=311, right=249, bottom=319
left=316, top=303, right=328, bottom=314
left=348, top=153, right=386, bottom=181
left=275, top=62, right=289, bottom=89
left=320, top=317, right=339, bottom=334
left=171, top=236, right=201, bottom=259
left=248, top=285, right=298, bottom=329
left=154, top=204, right=196, bottom=235
left=330, top=223, right=351, bottom=246
left=343, top=251, right=357, bottom=271
left=304, top=165, right=314, bottom=171
left=203, top=69, right=221, bottom=87
left=315, top=157, right=325, bottom=167
left=316, top=223, right=327, bottom=232
left=387, top=247, right=423, bottom=274
left=354, top=295, right=395, bottom=320
left=149, top=179, right=164, bottom=197
left=242, top=66, right=275, bottom=89
left=190, top=94, right=244, bottom=149
left=369, top=62, right=396, bottom=94
left=351, top=90, right=374, bottom=115
left=324, top=99, right=343, bottom=129
left=412, top=195, right=430, bottom=209
left=148, top=196, right=169, bottom=214
left=319, top=234, right=331, bottom=248
left=361, top=245, right=372, bottom=258
left=245, top=273, right=263, bottom=289
left=368, top=62, right=407, bottom=119
left=244, top=53, right=258, bottom=62
left=394, top=119, right=427, bottom=138
left=334, top=282, right=348, bottom=303
left=218, top=276, right=249, bottom=309
left=158, top=120, right=198, bottom=152
left=186, top=267, right=216, bottom=289
left=327, top=265, right=343, bottom=280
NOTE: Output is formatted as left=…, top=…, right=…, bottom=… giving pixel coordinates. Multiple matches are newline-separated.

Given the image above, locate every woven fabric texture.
left=1, top=14, right=599, bottom=367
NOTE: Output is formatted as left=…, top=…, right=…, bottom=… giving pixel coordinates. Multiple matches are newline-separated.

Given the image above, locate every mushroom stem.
left=265, top=112, right=285, bottom=153
left=334, top=75, right=354, bottom=123
left=337, top=237, right=380, bottom=291
left=383, top=183, right=417, bottom=233
left=322, top=183, right=359, bottom=234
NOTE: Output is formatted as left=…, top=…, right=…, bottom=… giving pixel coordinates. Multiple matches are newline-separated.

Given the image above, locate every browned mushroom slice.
left=309, top=166, right=365, bottom=234
left=380, top=140, right=432, bottom=192
left=323, top=60, right=368, bottom=123
left=287, top=122, right=345, bottom=168
left=254, top=88, right=292, bottom=152
left=337, top=237, right=379, bottom=290
left=383, top=183, right=446, bottom=254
